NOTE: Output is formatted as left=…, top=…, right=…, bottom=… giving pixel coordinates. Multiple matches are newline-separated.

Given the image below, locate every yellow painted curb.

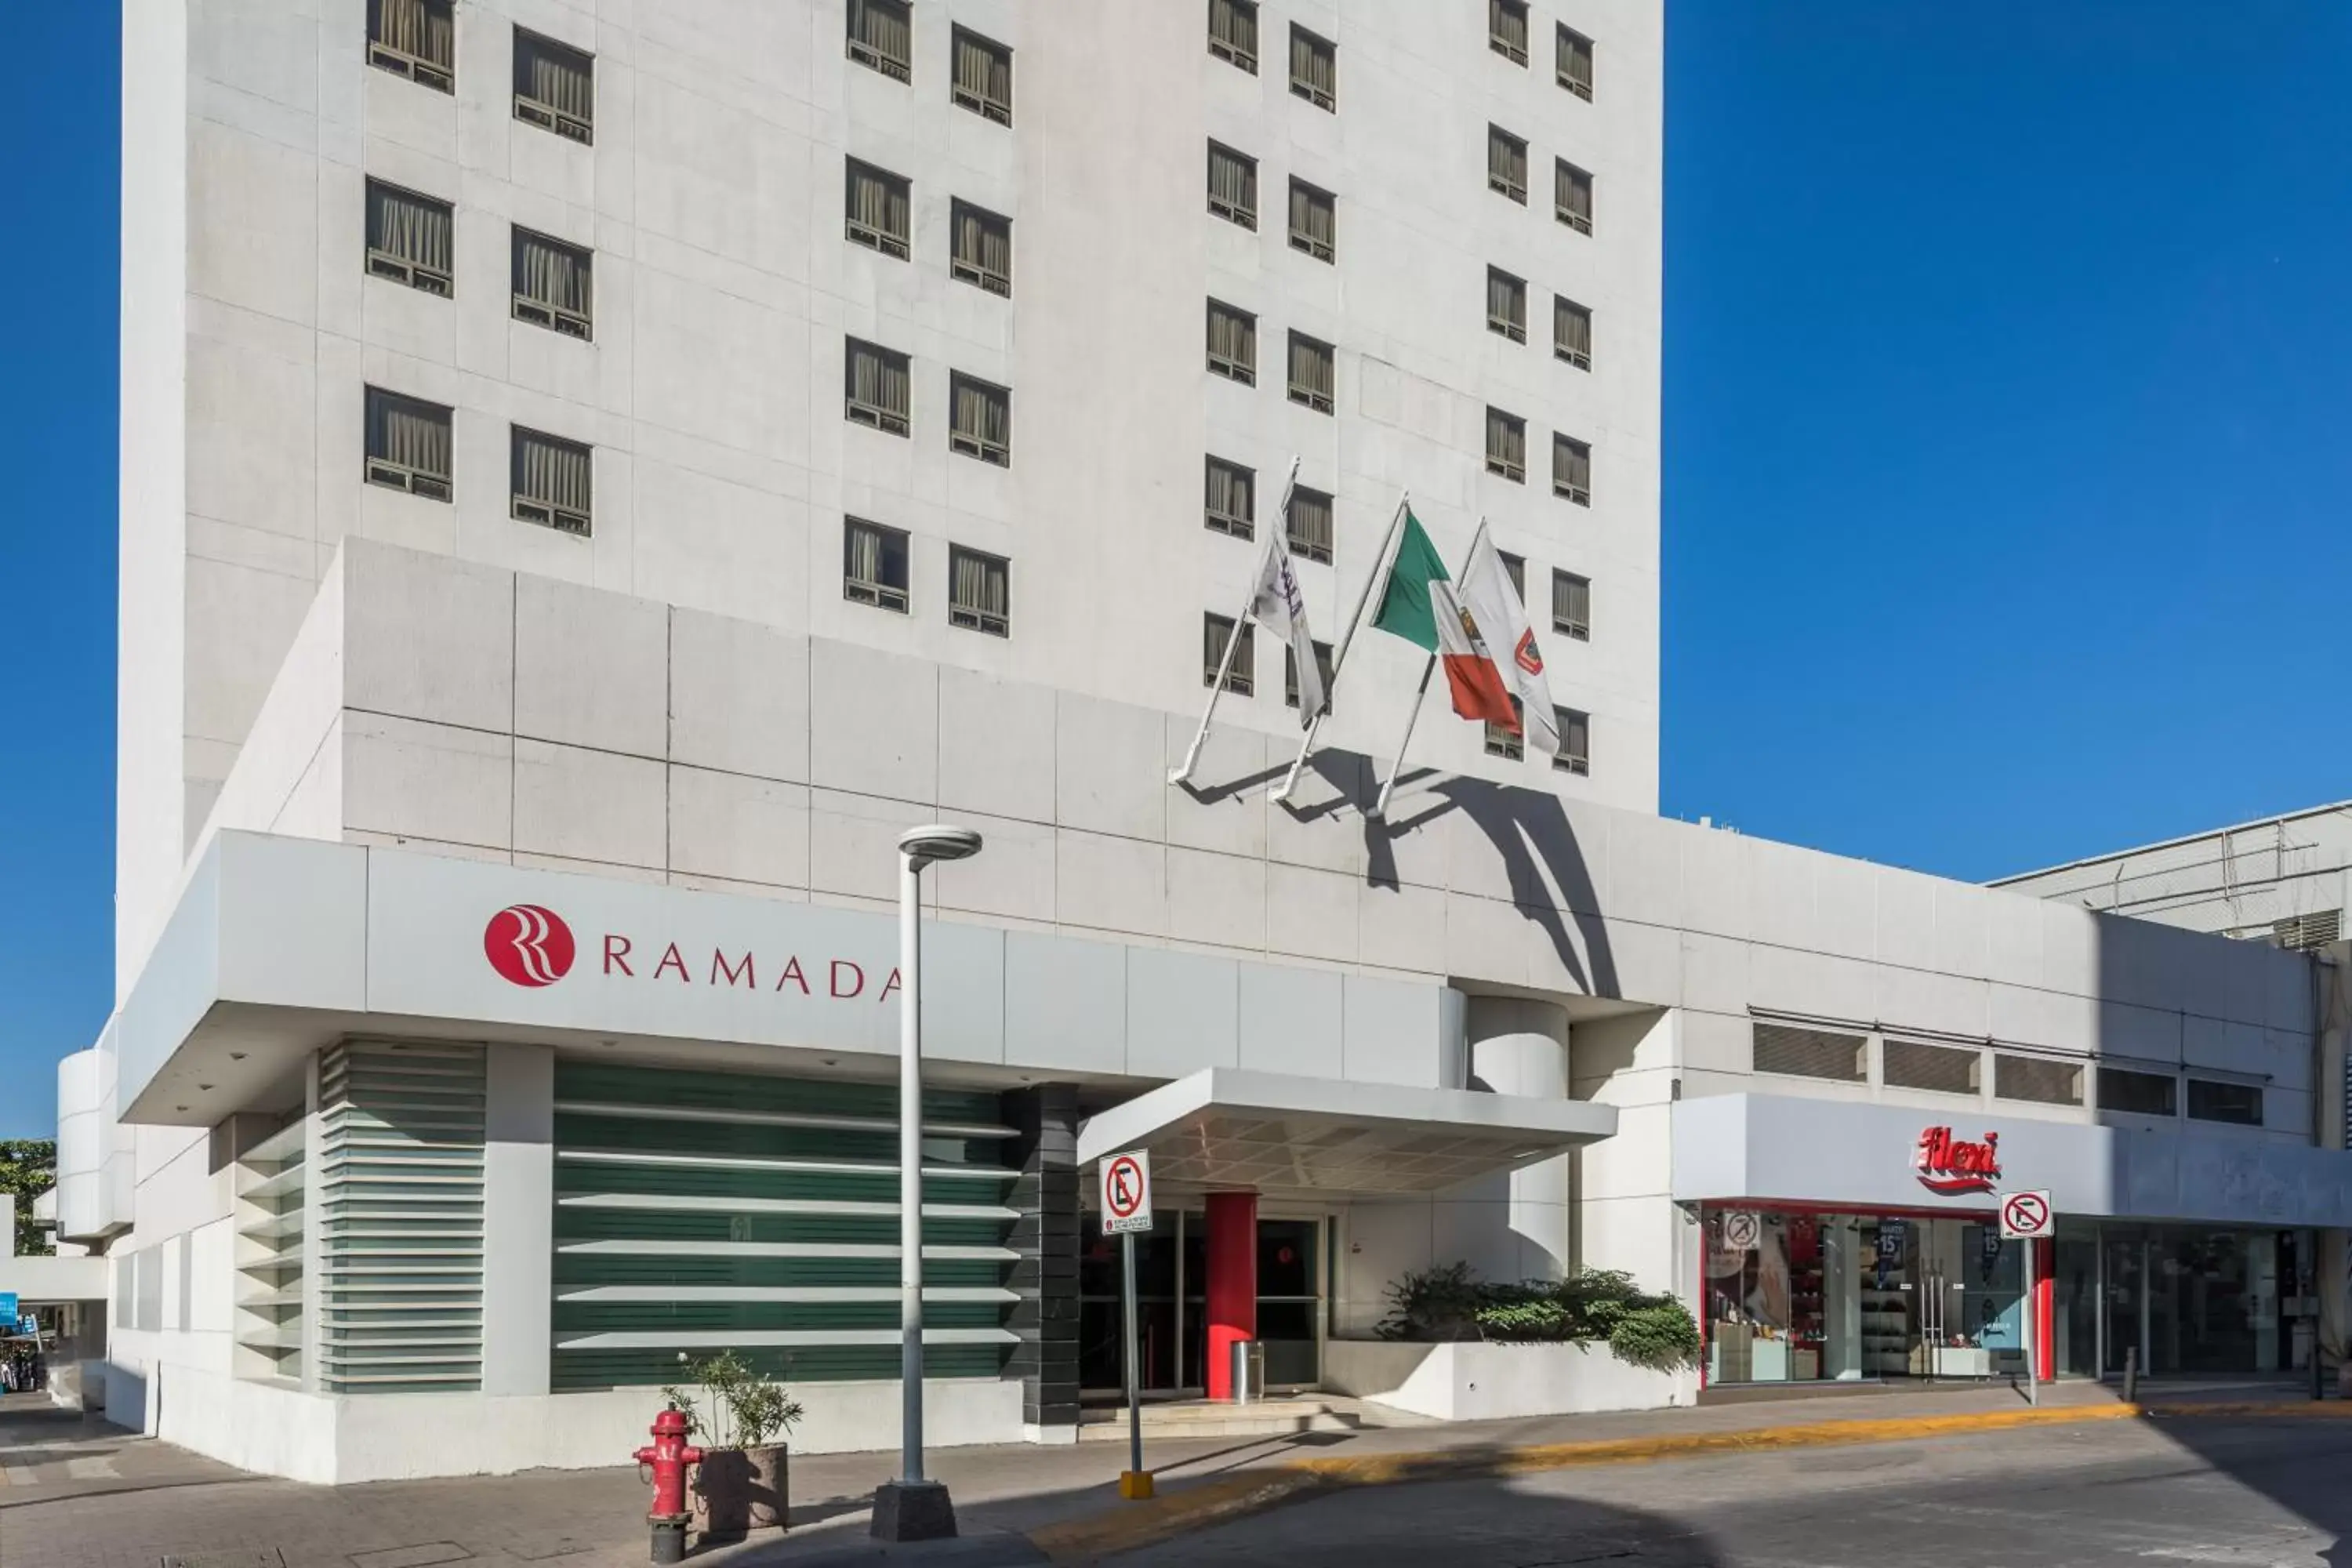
left=1025, top=1399, right=2352, bottom=1563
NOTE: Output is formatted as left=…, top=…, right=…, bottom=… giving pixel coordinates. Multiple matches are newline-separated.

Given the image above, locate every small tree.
left=0, top=1141, right=56, bottom=1257
left=662, top=1350, right=804, bottom=1449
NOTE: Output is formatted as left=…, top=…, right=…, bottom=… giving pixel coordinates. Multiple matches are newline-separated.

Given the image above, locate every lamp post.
left=872, top=824, right=983, bottom=1543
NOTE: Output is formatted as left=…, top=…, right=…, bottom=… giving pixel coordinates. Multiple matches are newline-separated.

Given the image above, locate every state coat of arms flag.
left=1459, top=531, right=1560, bottom=756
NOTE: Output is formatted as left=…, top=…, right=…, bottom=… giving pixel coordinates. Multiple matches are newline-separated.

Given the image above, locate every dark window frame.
left=843, top=516, right=913, bottom=614
left=948, top=544, right=1012, bottom=637
left=1204, top=456, right=1256, bottom=539
left=510, top=424, right=593, bottom=537
left=510, top=226, right=593, bottom=339
left=513, top=27, right=593, bottom=143
left=368, top=0, right=455, bottom=93
left=363, top=386, right=454, bottom=502
left=1204, top=612, right=1255, bottom=695
left=847, top=0, right=913, bottom=82
left=950, top=25, right=1013, bottom=125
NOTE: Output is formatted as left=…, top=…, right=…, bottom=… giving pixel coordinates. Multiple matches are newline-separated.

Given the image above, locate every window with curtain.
left=845, top=159, right=912, bottom=260
left=949, top=373, right=1011, bottom=466
left=1555, top=296, right=1593, bottom=369
left=1288, top=484, right=1334, bottom=564
left=1485, top=407, right=1526, bottom=482
left=1487, top=267, right=1526, bottom=342
left=1205, top=457, right=1255, bottom=539
left=1499, top=550, right=1526, bottom=599
left=511, top=228, right=592, bottom=339
left=952, top=27, right=1013, bottom=125
left=844, top=517, right=911, bottom=612
left=1290, top=25, right=1337, bottom=111
left=514, top=29, right=593, bottom=143
left=1552, top=571, right=1592, bottom=641
left=949, top=546, right=1011, bottom=636
left=366, top=180, right=453, bottom=296
left=1285, top=640, right=1335, bottom=710
left=369, top=0, right=454, bottom=92
left=1207, top=300, right=1256, bottom=383
left=1287, top=332, right=1334, bottom=413
left=1207, top=143, right=1258, bottom=229
left=1486, top=697, right=1524, bottom=760
left=1554, top=434, right=1592, bottom=505
left=1288, top=180, right=1335, bottom=263
left=844, top=339, right=912, bottom=434
left=848, top=0, right=913, bottom=82
left=1556, top=159, right=1595, bottom=234
left=510, top=426, right=593, bottom=535
left=1488, top=125, right=1527, bottom=202
left=1557, top=24, right=1595, bottom=100
left=1553, top=707, right=1591, bottom=775
left=1203, top=614, right=1254, bottom=695
left=364, top=387, right=452, bottom=500
left=1490, top=0, right=1530, bottom=65
left=950, top=201, right=1012, bottom=296
left=1208, top=0, right=1259, bottom=73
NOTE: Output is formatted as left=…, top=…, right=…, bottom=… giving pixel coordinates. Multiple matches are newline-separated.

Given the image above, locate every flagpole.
left=1370, top=517, right=1490, bottom=818
left=1272, top=488, right=1410, bottom=806
left=1171, top=457, right=1301, bottom=787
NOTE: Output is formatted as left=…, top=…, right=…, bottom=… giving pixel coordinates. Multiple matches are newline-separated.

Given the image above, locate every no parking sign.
left=1099, top=1151, right=1153, bottom=1236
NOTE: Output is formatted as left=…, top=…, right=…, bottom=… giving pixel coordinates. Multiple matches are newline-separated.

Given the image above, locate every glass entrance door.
left=1257, top=1218, right=1323, bottom=1388
left=1080, top=1211, right=1181, bottom=1394
left=1083, top=1209, right=1329, bottom=1395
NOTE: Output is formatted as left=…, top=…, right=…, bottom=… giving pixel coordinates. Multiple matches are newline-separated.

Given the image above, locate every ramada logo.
left=485, top=904, right=577, bottom=988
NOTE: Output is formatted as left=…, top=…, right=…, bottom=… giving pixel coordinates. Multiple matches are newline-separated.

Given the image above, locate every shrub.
left=662, top=1349, right=805, bottom=1448
left=1376, top=1261, right=1485, bottom=1341
left=1379, top=1261, right=1700, bottom=1369
left=1606, top=1301, right=1702, bottom=1371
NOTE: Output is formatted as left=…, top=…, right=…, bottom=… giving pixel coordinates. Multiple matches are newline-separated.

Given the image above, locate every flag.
left=1251, top=531, right=1323, bottom=726
left=1370, top=510, right=1515, bottom=729
left=1459, top=532, right=1560, bottom=756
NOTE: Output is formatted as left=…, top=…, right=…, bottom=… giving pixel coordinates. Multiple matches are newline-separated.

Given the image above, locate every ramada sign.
left=1914, top=1125, right=2001, bottom=1196
left=483, top=903, right=902, bottom=1003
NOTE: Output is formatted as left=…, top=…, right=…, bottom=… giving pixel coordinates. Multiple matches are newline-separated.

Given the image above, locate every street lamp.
left=873, top=824, right=983, bottom=1543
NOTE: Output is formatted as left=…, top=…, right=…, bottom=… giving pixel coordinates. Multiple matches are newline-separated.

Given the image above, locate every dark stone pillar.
left=1002, top=1083, right=1080, bottom=1435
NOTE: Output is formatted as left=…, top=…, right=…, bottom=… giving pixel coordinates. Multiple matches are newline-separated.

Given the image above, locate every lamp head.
left=898, top=824, right=984, bottom=871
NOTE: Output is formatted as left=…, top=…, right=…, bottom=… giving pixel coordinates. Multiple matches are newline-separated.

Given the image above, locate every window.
left=514, top=29, right=593, bottom=143
left=1486, top=698, right=1523, bottom=760
left=1557, top=24, right=1595, bottom=100
left=1207, top=299, right=1257, bottom=383
left=365, top=180, right=452, bottom=296
left=845, top=159, right=911, bottom=260
left=368, top=0, right=453, bottom=93
left=1556, top=158, right=1595, bottom=234
left=1203, top=614, right=1254, bottom=695
left=844, top=517, right=911, bottom=612
left=1285, top=639, right=1335, bottom=709
left=1488, top=125, right=1527, bottom=203
left=1995, top=1054, right=2084, bottom=1107
left=1553, top=706, right=1590, bottom=775
left=844, top=339, right=912, bottom=435
left=1552, top=571, right=1591, bottom=641
left=1499, top=550, right=1526, bottom=599
left=1752, top=1022, right=1865, bottom=1082
left=949, top=546, right=1011, bottom=637
left=1883, top=1040, right=1981, bottom=1096
left=2098, top=1067, right=2178, bottom=1117
left=951, top=27, right=1012, bottom=125
left=364, top=387, right=452, bottom=501
left=2187, top=1079, right=2263, bottom=1126
left=1555, top=296, right=1593, bottom=369
left=1208, top=0, right=1258, bottom=73
left=1287, top=332, right=1335, bottom=413
left=848, top=0, right=913, bottom=82
left=1207, top=142, right=1258, bottom=229
left=1288, top=179, right=1336, bottom=263
left=949, top=373, right=1011, bottom=466
left=511, top=228, right=592, bottom=339
left=1485, top=407, right=1526, bottom=482
left=510, top=426, right=592, bottom=536
left=1289, top=25, right=1336, bottom=111
left=1289, top=483, right=1334, bottom=564
left=950, top=201, right=1012, bottom=296
left=1554, top=434, right=1592, bottom=505
left=1205, top=457, right=1254, bottom=539
left=1486, top=267, right=1526, bottom=342
left=1490, top=0, right=1530, bottom=66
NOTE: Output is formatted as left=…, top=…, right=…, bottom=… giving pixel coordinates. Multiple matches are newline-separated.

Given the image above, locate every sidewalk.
left=0, top=1379, right=2332, bottom=1568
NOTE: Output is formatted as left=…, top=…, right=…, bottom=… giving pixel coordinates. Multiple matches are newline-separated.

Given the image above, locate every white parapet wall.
left=1323, top=1339, right=1693, bottom=1423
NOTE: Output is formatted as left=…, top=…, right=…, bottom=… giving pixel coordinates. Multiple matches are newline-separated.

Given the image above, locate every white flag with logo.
left=1460, top=532, right=1559, bottom=756
left=1251, top=532, right=1323, bottom=726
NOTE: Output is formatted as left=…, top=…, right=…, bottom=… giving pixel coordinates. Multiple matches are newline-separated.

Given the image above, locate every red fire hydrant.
left=635, top=1404, right=704, bottom=1564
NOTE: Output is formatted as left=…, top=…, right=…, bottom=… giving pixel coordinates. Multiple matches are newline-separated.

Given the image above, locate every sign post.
left=2000, top=1189, right=2053, bottom=1407
left=1099, top=1152, right=1154, bottom=1500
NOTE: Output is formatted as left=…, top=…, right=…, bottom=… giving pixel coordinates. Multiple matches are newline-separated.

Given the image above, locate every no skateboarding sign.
left=1999, top=1189, right=2053, bottom=1240
left=1100, top=1151, right=1153, bottom=1236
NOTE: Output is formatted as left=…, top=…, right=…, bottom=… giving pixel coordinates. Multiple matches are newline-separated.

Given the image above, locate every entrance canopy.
left=1075, top=1067, right=1617, bottom=1200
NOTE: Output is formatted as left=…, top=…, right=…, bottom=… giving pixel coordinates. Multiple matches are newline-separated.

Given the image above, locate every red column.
left=2033, top=1236, right=2056, bottom=1381
left=1204, top=1191, right=1258, bottom=1401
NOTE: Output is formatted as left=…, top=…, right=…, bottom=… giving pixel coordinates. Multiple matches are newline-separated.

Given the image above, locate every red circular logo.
left=484, top=904, right=575, bottom=988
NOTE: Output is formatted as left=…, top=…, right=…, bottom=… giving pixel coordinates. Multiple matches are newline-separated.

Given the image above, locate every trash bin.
left=1229, top=1338, right=1266, bottom=1406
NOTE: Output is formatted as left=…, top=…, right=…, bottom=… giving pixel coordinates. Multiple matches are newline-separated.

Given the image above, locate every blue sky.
left=4, top=3, right=2351, bottom=1138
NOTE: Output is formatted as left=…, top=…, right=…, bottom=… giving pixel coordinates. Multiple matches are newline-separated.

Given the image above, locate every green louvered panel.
left=550, top=1062, right=1020, bottom=1392
left=318, top=1041, right=486, bottom=1394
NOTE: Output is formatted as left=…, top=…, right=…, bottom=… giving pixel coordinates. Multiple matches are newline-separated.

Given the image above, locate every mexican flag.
left=1370, top=510, right=1518, bottom=731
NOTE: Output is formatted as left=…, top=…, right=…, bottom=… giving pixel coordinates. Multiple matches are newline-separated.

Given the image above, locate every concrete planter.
left=695, top=1445, right=789, bottom=1540
left=1322, top=1339, right=1693, bottom=1422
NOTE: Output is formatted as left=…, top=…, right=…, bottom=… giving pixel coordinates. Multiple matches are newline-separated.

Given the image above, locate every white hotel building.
left=25, top=0, right=2352, bottom=1481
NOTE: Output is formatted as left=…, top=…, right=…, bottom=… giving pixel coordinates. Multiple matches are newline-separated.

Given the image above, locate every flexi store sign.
left=1914, top=1125, right=2002, bottom=1196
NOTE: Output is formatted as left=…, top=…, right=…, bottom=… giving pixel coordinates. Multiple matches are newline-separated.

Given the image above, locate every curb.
left=1022, top=1398, right=2352, bottom=1563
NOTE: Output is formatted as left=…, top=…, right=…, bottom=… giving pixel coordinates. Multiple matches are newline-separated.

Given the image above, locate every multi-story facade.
left=34, top=0, right=2352, bottom=1485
